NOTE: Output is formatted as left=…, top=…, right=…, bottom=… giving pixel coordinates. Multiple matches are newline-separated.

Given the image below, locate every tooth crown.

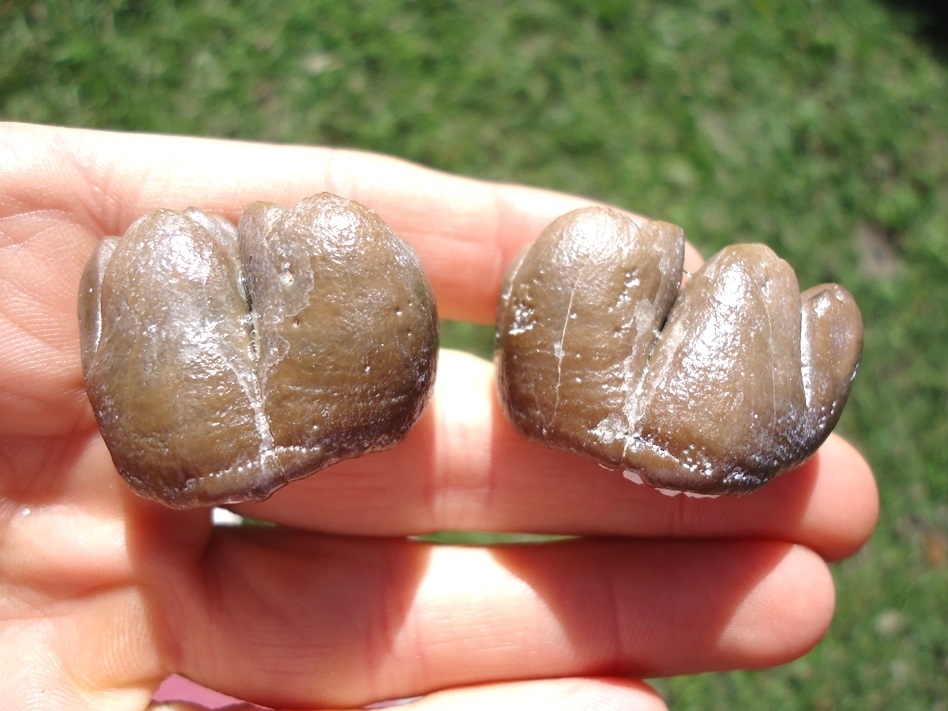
left=79, top=193, right=438, bottom=508
left=495, top=206, right=862, bottom=495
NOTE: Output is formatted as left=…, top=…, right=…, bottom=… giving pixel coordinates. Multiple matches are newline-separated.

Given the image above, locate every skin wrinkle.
left=0, top=358, right=85, bottom=437
left=367, top=547, right=430, bottom=700
left=722, top=545, right=834, bottom=664
left=495, top=538, right=793, bottom=682
left=1, top=241, right=87, bottom=431
left=318, top=146, right=361, bottom=211
left=176, top=534, right=259, bottom=677
left=185, top=534, right=422, bottom=706
left=59, top=586, right=154, bottom=695
left=481, top=183, right=539, bottom=307
left=63, top=133, right=127, bottom=238
left=64, top=132, right=199, bottom=231
left=4, top=510, right=130, bottom=594
left=16, top=137, right=105, bottom=244
left=595, top=561, right=629, bottom=678
left=0, top=433, right=82, bottom=502
left=0, top=131, right=68, bottom=219
left=644, top=487, right=706, bottom=552
left=427, top=372, right=496, bottom=531
left=0, top=209, right=76, bottom=251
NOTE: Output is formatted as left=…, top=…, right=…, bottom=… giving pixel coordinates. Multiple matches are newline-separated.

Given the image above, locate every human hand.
left=0, top=123, right=877, bottom=710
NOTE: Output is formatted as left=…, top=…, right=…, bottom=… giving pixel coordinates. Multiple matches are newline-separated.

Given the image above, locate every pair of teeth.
left=79, top=197, right=862, bottom=507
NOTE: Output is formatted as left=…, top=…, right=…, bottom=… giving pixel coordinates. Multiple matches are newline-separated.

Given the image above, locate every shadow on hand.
left=489, top=535, right=805, bottom=679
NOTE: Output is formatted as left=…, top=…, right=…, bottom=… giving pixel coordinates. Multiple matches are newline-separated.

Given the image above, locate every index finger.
left=2, top=122, right=703, bottom=323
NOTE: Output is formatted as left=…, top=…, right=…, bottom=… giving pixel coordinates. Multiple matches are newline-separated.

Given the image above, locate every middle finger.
left=235, top=351, right=875, bottom=560
left=159, top=530, right=833, bottom=708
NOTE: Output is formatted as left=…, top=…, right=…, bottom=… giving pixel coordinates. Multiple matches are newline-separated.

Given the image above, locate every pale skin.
left=0, top=122, right=878, bottom=710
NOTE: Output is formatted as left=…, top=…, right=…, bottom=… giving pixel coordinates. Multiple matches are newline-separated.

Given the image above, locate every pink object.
left=152, top=674, right=268, bottom=709
left=153, top=674, right=420, bottom=709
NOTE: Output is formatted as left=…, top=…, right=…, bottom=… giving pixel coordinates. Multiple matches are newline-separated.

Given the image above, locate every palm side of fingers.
left=0, top=124, right=875, bottom=710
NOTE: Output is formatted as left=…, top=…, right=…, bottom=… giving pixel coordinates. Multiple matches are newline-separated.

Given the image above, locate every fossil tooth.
left=495, top=206, right=862, bottom=495
left=79, top=193, right=438, bottom=508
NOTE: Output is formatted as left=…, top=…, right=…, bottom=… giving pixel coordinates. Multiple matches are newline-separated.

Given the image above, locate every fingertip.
left=720, top=543, right=836, bottom=669
left=805, top=434, right=879, bottom=561
left=727, top=433, right=878, bottom=562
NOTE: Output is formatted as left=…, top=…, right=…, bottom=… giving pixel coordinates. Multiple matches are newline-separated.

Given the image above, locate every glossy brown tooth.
left=495, top=207, right=863, bottom=495
left=79, top=193, right=438, bottom=508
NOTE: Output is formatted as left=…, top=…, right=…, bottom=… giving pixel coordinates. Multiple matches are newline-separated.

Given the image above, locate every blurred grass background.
left=2, top=0, right=946, bottom=708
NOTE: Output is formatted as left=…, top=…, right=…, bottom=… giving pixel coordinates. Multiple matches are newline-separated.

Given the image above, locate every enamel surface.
left=79, top=193, right=438, bottom=508
left=495, top=206, right=862, bottom=495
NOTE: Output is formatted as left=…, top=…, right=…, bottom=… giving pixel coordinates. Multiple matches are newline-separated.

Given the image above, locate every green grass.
left=3, top=0, right=947, bottom=708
